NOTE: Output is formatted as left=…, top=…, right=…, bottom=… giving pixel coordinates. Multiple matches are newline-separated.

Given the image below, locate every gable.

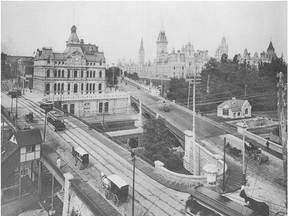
left=9, top=134, right=18, bottom=144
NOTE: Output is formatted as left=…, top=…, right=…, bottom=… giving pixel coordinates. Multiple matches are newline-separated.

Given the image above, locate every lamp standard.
left=131, top=151, right=136, bottom=216
left=42, top=104, right=53, bottom=142
left=112, top=63, right=115, bottom=88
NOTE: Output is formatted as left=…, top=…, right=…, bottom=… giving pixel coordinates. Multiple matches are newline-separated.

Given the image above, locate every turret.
left=138, top=38, right=145, bottom=65
left=156, top=30, right=168, bottom=58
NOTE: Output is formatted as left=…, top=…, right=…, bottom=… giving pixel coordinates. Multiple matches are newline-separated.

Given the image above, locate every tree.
left=139, top=119, right=182, bottom=170
left=166, top=78, right=188, bottom=102
left=220, top=53, right=228, bottom=63
left=105, top=67, right=120, bottom=86
left=127, top=72, right=139, bottom=81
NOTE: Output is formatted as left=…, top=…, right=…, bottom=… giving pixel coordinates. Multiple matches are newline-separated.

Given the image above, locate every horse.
left=239, top=187, right=269, bottom=216
left=100, top=171, right=110, bottom=189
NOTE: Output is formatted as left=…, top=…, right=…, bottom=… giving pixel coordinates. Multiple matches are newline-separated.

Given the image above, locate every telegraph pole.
left=277, top=72, right=287, bottom=206
left=206, top=74, right=210, bottom=94
left=192, top=76, right=197, bottom=175
left=223, top=137, right=226, bottom=192
left=187, top=80, right=191, bottom=109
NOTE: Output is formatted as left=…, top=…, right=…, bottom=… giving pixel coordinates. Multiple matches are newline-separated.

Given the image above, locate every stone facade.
left=33, top=25, right=130, bottom=116
left=119, top=29, right=209, bottom=79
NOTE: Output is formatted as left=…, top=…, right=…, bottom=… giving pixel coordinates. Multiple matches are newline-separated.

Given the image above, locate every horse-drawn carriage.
left=101, top=172, right=129, bottom=206
left=25, top=112, right=33, bottom=122
left=244, top=143, right=270, bottom=165
left=72, top=147, right=89, bottom=169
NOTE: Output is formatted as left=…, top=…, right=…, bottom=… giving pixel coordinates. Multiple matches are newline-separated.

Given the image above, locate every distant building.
left=236, top=41, right=278, bottom=68
left=1, top=53, right=34, bottom=84
left=214, top=36, right=228, bottom=61
left=217, top=97, right=252, bottom=119
left=119, top=28, right=209, bottom=79
left=33, top=25, right=130, bottom=116
left=18, top=57, right=34, bottom=89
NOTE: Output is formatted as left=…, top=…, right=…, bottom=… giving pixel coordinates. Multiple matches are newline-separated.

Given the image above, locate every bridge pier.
left=62, top=173, right=74, bottom=216
left=37, top=159, right=42, bottom=200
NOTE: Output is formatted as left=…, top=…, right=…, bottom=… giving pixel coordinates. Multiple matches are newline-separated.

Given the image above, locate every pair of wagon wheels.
left=105, top=190, right=119, bottom=206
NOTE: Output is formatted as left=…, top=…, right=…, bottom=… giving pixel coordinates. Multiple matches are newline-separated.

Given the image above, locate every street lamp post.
left=131, top=151, right=136, bottom=216
left=42, top=104, right=53, bottom=143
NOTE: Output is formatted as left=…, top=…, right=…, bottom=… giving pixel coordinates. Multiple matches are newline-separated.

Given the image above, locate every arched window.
left=74, top=70, right=77, bottom=78
left=93, top=71, right=96, bottom=77
left=58, top=83, right=61, bottom=94
left=99, top=102, right=103, bottom=113
left=98, top=83, right=102, bottom=93
left=86, top=83, right=89, bottom=94
left=45, top=83, right=50, bottom=95
left=58, top=70, right=61, bottom=77
left=81, top=83, right=84, bottom=91
left=99, top=71, right=102, bottom=78
left=74, top=84, right=78, bottom=93
left=86, top=71, right=89, bottom=78
left=81, top=71, right=84, bottom=78
left=46, top=69, right=50, bottom=78
left=62, top=70, right=64, bottom=77
left=70, top=104, right=75, bottom=115
left=61, top=83, right=64, bottom=94
left=245, top=108, right=249, bottom=115
left=90, top=71, right=92, bottom=77
left=90, top=83, right=92, bottom=93
left=104, top=102, right=109, bottom=112
left=67, top=70, right=70, bottom=78
left=68, top=83, right=70, bottom=95
left=93, top=83, right=95, bottom=91
left=63, top=104, right=68, bottom=112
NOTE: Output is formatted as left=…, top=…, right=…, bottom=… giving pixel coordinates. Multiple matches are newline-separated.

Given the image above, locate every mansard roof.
left=157, top=31, right=168, bottom=43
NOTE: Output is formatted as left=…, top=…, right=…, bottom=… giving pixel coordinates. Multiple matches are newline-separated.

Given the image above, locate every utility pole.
left=187, top=80, right=191, bottom=109
left=15, top=90, right=18, bottom=127
left=192, top=76, right=197, bottom=175
left=52, top=54, right=55, bottom=105
left=242, top=132, right=246, bottom=183
left=206, top=74, right=210, bottom=94
left=112, top=64, right=115, bottom=87
left=223, top=137, right=226, bottom=192
left=277, top=72, right=287, bottom=206
left=131, top=151, right=136, bottom=216
left=244, top=85, right=247, bottom=99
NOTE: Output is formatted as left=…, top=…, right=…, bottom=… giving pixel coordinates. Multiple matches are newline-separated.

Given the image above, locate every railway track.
left=11, top=95, right=188, bottom=216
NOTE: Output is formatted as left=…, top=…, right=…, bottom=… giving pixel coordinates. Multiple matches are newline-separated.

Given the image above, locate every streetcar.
left=47, top=110, right=65, bottom=132
left=185, top=185, right=258, bottom=216
left=72, top=146, right=89, bottom=169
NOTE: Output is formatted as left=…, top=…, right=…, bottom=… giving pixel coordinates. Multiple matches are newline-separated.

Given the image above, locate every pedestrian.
left=266, top=141, right=270, bottom=149
left=56, top=157, right=61, bottom=169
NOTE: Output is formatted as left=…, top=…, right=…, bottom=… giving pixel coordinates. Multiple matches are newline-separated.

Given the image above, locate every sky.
left=1, top=1, right=287, bottom=65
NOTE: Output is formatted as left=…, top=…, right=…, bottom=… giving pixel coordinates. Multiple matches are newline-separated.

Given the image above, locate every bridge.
left=1, top=107, right=121, bottom=216
left=130, top=95, right=186, bottom=146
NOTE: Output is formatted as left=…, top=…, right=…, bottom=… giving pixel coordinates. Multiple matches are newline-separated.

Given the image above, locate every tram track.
left=11, top=95, right=187, bottom=215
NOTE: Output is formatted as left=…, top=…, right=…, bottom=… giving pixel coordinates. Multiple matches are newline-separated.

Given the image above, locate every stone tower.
left=266, top=41, right=277, bottom=61
left=138, top=38, right=145, bottom=66
left=220, top=36, right=228, bottom=55
left=156, top=29, right=168, bottom=59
